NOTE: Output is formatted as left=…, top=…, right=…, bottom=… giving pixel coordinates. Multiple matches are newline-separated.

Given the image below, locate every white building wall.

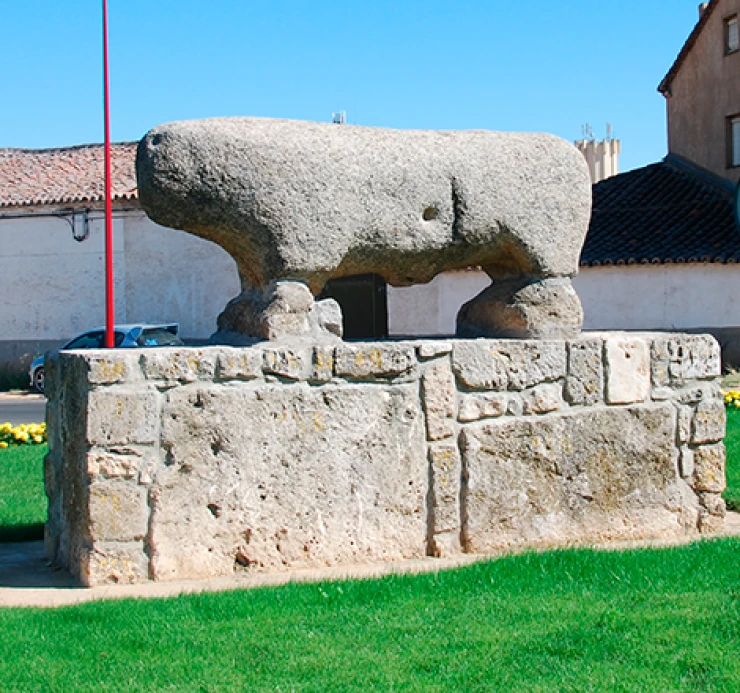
left=574, top=264, right=740, bottom=330
left=0, top=208, right=240, bottom=345
left=387, top=270, right=491, bottom=336
left=388, top=264, right=740, bottom=337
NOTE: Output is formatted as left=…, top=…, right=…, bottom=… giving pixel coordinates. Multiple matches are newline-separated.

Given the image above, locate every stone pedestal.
left=45, top=332, right=725, bottom=586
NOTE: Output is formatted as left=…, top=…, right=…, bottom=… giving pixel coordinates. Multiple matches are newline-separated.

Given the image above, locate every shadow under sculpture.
left=136, top=117, right=592, bottom=341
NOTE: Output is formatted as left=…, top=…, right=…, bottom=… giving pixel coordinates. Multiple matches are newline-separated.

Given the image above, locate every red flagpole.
left=103, top=0, right=115, bottom=348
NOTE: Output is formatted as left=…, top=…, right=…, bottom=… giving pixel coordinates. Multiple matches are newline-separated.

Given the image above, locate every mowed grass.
left=724, top=407, right=740, bottom=510
left=0, top=444, right=46, bottom=542
left=1, top=416, right=739, bottom=690
left=0, top=540, right=739, bottom=692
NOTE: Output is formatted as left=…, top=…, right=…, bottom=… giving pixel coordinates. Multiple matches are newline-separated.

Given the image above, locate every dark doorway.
left=320, top=274, right=388, bottom=339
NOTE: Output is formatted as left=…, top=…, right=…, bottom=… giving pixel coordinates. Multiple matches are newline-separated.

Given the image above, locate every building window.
left=727, top=15, right=739, bottom=54
left=729, top=115, right=740, bottom=168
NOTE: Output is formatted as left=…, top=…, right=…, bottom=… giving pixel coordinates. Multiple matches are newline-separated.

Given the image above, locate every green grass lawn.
left=0, top=444, right=46, bottom=542
left=0, top=540, right=739, bottom=692
left=1, top=416, right=740, bottom=690
left=724, top=407, right=740, bottom=510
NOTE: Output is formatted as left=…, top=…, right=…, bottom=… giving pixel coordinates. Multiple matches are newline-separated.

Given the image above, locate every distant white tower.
left=575, top=123, right=621, bottom=184
left=332, top=111, right=347, bottom=125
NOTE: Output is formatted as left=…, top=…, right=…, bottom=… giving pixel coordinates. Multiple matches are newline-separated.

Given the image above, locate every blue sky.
left=4, top=1, right=703, bottom=172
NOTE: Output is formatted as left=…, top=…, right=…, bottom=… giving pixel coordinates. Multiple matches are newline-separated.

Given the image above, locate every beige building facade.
left=659, top=0, right=740, bottom=184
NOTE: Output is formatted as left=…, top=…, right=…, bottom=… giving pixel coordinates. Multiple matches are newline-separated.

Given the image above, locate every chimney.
left=698, top=2, right=709, bottom=18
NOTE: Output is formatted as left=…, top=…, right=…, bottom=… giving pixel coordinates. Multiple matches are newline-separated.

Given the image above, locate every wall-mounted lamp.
left=57, top=209, right=91, bottom=242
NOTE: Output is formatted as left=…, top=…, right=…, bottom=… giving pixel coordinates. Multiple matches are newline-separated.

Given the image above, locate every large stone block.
left=565, top=339, right=603, bottom=406
left=86, top=388, right=160, bottom=446
left=141, top=348, right=217, bottom=383
left=692, top=444, right=726, bottom=493
left=452, top=340, right=566, bottom=391
left=651, top=334, right=721, bottom=386
left=691, top=400, right=726, bottom=445
left=334, top=344, right=416, bottom=381
left=81, top=542, right=149, bottom=585
left=421, top=360, right=457, bottom=440
left=151, top=383, right=427, bottom=580
left=428, top=441, right=462, bottom=556
left=460, top=404, right=694, bottom=551
left=604, top=337, right=650, bottom=405
left=88, top=480, right=149, bottom=542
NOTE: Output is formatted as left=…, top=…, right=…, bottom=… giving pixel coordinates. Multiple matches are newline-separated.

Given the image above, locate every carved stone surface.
left=137, top=117, right=591, bottom=340
left=460, top=404, right=695, bottom=552
left=151, top=384, right=427, bottom=579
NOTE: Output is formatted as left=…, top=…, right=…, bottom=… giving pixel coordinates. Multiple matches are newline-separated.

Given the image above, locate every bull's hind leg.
left=456, top=276, right=583, bottom=339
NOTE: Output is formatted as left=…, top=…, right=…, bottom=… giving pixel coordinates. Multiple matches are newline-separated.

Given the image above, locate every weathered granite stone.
left=698, top=513, right=725, bottom=534
left=142, top=348, right=217, bottom=383
left=137, top=118, right=591, bottom=340
left=151, top=383, right=427, bottom=580
left=82, top=542, right=149, bottom=585
left=605, top=337, right=650, bottom=405
left=262, top=347, right=311, bottom=380
left=457, top=277, right=583, bottom=339
left=311, top=346, right=336, bottom=383
left=216, top=348, right=263, bottom=381
left=86, top=389, right=160, bottom=446
left=699, top=492, right=726, bottom=517
left=45, top=333, right=726, bottom=585
left=89, top=481, right=149, bottom=542
left=458, top=393, right=508, bottom=422
left=214, top=280, right=343, bottom=342
left=565, top=339, right=603, bottom=406
left=692, top=444, right=726, bottom=493
left=86, top=352, right=142, bottom=385
left=460, top=404, right=693, bottom=551
left=452, top=340, right=566, bottom=391
left=421, top=360, right=457, bottom=440
left=679, top=446, right=695, bottom=479
left=87, top=450, right=143, bottom=480
left=507, top=395, right=524, bottom=417
left=334, top=344, right=416, bottom=380
left=428, top=441, right=462, bottom=556
left=418, top=342, right=453, bottom=360
left=452, top=342, right=508, bottom=391
left=676, top=405, right=693, bottom=443
left=522, top=383, right=564, bottom=415
left=651, top=334, right=721, bottom=386
left=691, top=400, right=726, bottom=445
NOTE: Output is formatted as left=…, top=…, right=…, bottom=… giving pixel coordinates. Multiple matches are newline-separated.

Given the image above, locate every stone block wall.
left=45, top=332, right=726, bottom=586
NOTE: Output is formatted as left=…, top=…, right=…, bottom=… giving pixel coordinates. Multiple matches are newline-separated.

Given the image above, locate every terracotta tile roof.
left=0, top=142, right=138, bottom=208
left=581, top=155, right=739, bottom=267
left=658, top=0, right=719, bottom=95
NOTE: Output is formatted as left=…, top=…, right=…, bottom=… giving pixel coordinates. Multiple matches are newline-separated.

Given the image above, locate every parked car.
left=29, top=323, right=184, bottom=394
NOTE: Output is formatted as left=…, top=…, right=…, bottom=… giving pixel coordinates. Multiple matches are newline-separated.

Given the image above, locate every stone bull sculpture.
left=136, top=117, right=592, bottom=341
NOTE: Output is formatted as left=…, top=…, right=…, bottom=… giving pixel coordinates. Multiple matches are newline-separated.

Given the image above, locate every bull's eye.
left=422, top=206, right=439, bottom=221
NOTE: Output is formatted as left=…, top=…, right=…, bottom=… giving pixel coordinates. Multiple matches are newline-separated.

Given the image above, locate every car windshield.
left=136, top=328, right=183, bottom=347
left=64, top=331, right=125, bottom=349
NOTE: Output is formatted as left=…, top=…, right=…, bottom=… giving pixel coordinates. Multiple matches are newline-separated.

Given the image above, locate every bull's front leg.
left=456, top=276, right=583, bottom=340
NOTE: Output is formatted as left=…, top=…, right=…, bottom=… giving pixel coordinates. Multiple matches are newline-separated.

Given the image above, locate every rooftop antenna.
left=332, top=110, right=346, bottom=125
left=579, top=123, right=594, bottom=141
left=606, top=123, right=614, bottom=141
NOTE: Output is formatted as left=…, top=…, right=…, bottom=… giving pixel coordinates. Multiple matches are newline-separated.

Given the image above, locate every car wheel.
left=33, top=367, right=45, bottom=394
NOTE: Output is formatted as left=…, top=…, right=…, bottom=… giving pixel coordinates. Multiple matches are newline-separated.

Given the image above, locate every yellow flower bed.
left=0, top=422, right=47, bottom=448
left=724, top=390, right=740, bottom=409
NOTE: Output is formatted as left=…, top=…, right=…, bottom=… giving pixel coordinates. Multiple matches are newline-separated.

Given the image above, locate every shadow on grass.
left=0, top=523, right=44, bottom=543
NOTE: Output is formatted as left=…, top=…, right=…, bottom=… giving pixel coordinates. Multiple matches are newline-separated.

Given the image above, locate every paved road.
left=0, top=394, right=46, bottom=425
